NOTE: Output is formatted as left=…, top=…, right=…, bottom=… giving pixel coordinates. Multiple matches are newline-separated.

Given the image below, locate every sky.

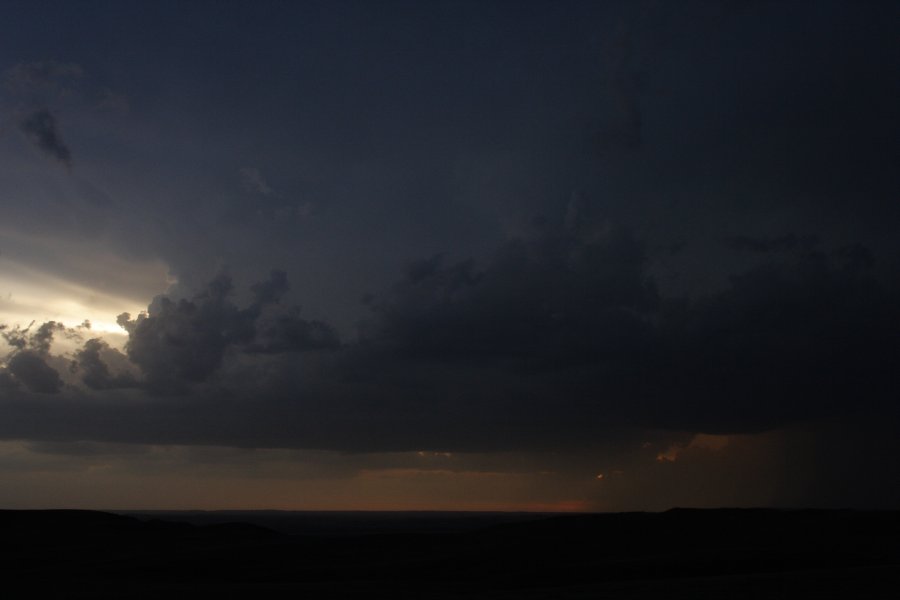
left=0, top=0, right=898, bottom=511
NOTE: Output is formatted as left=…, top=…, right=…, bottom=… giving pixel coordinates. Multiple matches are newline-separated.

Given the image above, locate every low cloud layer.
left=2, top=221, right=897, bottom=457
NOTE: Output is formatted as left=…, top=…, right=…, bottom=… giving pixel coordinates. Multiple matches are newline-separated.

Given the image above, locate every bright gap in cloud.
left=0, top=237, right=170, bottom=348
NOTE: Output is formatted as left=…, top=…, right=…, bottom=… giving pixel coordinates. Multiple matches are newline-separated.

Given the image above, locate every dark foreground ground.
left=3, top=508, right=899, bottom=598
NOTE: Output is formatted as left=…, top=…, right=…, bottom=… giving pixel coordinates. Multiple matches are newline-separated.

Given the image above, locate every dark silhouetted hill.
left=2, top=508, right=898, bottom=598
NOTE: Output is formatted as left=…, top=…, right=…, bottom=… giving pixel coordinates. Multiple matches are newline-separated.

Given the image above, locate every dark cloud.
left=28, top=321, right=67, bottom=354
left=0, top=325, right=26, bottom=351
left=250, top=269, right=290, bottom=305
left=1, top=321, right=68, bottom=354
left=363, top=224, right=657, bottom=368
left=71, top=339, right=138, bottom=390
left=248, top=309, right=340, bottom=354
left=1, top=321, right=69, bottom=394
left=116, top=271, right=338, bottom=392
left=836, top=243, right=875, bottom=271
left=19, top=108, right=72, bottom=167
left=0, top=369, right=18, bottom=392
left=405, top=254, right=448, bottom=284
left=3, top=220, right=899, bottom=454
left=596, top=19, right=644, bottom=152
left=24, top=440, right=152, bottom=457
left=116, top=274, right=254, bottom=391
left=95, top=88, right=130, bottom=114
left=3, top=61, right=83, bottom=97
left=6, top=351, right=62, bottom=394
left=631, top=256, right=897, bottom=432
left=0, top=2, right=897, bottom=513
left=239, top=167, right=275, bottom=196
left=725, top=234, right=820, bottom=254
left=345, top=220, right=899, bottom=444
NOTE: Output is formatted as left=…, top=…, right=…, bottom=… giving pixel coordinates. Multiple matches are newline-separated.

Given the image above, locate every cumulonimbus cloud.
left=1, top=225, right=898, bottom=453
left=115, top=270, right=339, bottom=392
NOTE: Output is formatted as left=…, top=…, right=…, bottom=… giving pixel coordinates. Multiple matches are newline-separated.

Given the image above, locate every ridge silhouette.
left=3, top=508, right=898, bottom=597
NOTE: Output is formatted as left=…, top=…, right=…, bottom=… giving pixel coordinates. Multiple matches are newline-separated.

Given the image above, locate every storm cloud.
left=1, top=321, right=68, bottom=393
left=2, top=216, right=898, bottom=453
left=72, top=338, right=138, bottom=391
left=0, top=0, right=897, bottom=509
left=113, top=271, right=339, bottom=392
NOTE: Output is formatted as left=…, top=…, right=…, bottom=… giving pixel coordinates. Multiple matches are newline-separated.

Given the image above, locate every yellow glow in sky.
left=0, top=231, right=170, bottom=346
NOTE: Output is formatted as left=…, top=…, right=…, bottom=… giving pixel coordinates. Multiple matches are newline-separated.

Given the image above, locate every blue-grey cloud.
left=3, top=61, right=82, bottom=97
left=3, top=216, right=900, bottom=450
left=72, top=338, right=138, bottom=391
left=725, top=234, right=820, bottom=254
left=6, top=351, right=62, bottom=394
left=239, top=167, right=274, bottom=196
left=19, top=108, right=71, bottom=167
left=1, top=321, right=69, bottom=394
left=115, top=270, right=339, bottom=392
left=0, top=0, right=897, bottom=510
